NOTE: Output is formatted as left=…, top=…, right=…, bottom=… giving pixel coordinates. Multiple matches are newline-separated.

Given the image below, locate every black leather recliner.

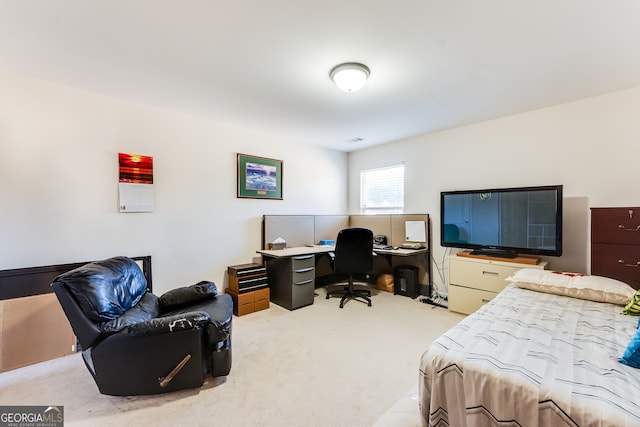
left=51, top=256, right=232, bottom=396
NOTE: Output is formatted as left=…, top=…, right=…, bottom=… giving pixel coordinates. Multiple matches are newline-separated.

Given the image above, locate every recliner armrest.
left=159, top=281, right=218, bottom=309
left=128, top=311, right=211, bottom=336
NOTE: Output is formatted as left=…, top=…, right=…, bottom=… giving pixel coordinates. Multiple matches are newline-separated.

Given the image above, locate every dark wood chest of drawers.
left=591, top=207, right=640, bottom=289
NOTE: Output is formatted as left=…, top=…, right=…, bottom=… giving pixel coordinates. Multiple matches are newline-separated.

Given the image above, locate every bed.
left=418, top=274, right=640, bottom=427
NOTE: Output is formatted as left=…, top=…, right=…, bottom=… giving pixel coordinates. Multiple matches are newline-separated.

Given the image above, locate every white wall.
left=4, top=70, right=639, bottom=296
left=0, top=71, right=348, bottom=294
left=348, top=87, right=640, bottom=293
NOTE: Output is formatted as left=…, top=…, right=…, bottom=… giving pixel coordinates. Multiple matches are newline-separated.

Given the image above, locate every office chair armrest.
left=327, top=251, right=336, bottom=268
left=128, top=311, right=211, bottom=337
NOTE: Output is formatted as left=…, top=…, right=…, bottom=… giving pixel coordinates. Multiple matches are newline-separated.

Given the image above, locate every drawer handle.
left=295, top=279, right=314, bottom=285
left=293, top=255, right=314, bottom=260
left=294, top=267, right=314, bottom=273
left=482, top=271, right=499, bottom=276
left=617, top=259, right=640, bottom=268
left=617, top=224, right=640, bottom=232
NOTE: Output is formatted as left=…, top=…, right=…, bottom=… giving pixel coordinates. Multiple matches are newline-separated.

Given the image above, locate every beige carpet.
left=0, top=287, right=464, bottom=427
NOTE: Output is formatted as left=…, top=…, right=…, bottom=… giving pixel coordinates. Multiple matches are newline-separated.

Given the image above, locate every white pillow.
left=505, top=268, right=635, bottom=306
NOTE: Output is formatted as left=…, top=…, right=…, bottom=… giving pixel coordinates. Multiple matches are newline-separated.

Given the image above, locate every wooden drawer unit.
left=227, top=287, right=270, bottom=316
left=448, top=254, right=548, bottom=315
left=591, top=207, right=640, bottom=289
left=228, top=263, right=268, bottom=293
left=227, top=262, right=270, bottom=316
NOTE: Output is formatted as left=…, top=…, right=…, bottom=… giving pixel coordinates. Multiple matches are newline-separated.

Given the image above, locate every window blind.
left=360, top=164, right=404, bottom=211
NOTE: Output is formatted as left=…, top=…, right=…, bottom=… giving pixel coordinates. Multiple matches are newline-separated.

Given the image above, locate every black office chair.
left=326, top=227, right=375, bottom=308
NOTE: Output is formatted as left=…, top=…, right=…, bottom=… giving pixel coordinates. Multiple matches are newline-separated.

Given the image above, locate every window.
left=360, top=164, right=404, bottom=212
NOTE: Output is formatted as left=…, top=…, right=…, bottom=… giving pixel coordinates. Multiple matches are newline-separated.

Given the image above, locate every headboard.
left=0, top=255, right=152, bottom=301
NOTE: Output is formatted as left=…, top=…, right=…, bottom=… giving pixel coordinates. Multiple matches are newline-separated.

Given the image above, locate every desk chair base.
left=326, top=279, right=372, bottom=308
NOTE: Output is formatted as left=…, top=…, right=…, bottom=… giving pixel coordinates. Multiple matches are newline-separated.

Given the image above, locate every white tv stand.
left=448, top=251, right=548, bottom=315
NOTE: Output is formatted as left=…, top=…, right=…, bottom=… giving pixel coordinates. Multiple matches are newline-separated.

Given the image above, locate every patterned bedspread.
left=419, top=284, right=640, bottom=427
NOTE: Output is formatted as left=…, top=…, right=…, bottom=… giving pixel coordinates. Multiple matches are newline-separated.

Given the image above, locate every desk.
left=258, top=245, right=335, bottom=258
left=257, top=246, right=429, bottom=310
left=257, top=245, right=427, bottom=259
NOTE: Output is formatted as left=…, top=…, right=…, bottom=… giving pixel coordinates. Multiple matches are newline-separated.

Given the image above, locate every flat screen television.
left=440, top=185, right=563, bottom=258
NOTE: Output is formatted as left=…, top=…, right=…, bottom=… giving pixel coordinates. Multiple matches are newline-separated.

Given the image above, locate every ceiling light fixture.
left=330, top=63, right=370, bottom=93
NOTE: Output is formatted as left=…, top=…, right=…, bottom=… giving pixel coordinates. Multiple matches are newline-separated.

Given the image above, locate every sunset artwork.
left=118, top=153, right=153, bottom=184
left=118, top=152, right=155, bottom=212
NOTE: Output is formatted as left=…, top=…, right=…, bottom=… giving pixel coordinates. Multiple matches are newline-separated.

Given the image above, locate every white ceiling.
left=1, top=1, right=640, bottom=152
